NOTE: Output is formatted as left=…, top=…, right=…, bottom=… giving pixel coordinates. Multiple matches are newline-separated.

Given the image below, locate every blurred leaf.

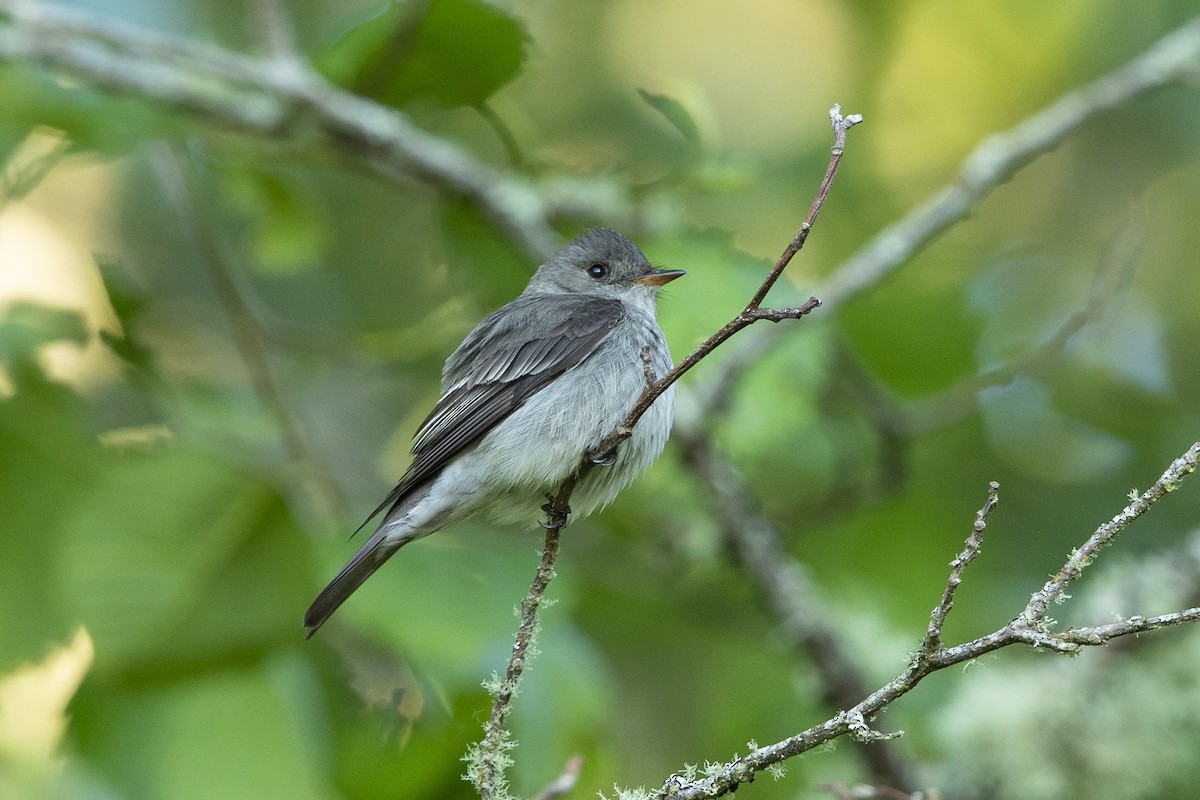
left=0, top=67, right=173, bottom=156
left=218, top=168, right=330, bottom=275
left=0, top=302, right=88, bottom=373
left=980, top=376, right=1132, bottom=482
left=96, top=258, right=158, bottom=375
left=319, top=0, right=526, bottom=109
left=70, top=661, right=327, bottom=800
left=0, top=328, right=93, bottom=671
left=637, top=88, right=702, bottom=149
left=56, top=446, right=308, bottom=676
left=1, top=128, right=72, bottom=204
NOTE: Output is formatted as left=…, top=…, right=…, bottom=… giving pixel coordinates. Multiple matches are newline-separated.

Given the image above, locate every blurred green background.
left=2, top=1, right=1200, bottom=798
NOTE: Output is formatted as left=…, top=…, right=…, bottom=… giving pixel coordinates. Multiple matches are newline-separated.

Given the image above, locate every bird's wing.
left=357, top=294, right=624, bottom=529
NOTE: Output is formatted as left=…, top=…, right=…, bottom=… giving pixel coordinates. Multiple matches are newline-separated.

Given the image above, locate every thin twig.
left=745, top=104, right=861, bottom=311
left=919, top=482, right=1000, bottom=658
left=566, top=107, right=861, bottom=476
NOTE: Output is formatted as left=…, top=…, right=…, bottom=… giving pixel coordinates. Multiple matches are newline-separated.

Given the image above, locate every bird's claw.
left=541, top=498, right=571, bottom=529
left=589, top=447, right=617, bottom=467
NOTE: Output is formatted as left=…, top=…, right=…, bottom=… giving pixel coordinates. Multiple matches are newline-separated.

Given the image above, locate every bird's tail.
left=303, top=524, right=411, bottom=638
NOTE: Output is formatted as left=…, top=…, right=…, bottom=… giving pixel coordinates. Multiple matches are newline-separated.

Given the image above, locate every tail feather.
left=304, top=526, right=409, bottom=638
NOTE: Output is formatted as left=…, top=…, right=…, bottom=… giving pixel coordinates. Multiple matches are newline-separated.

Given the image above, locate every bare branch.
left=744, top=105, right=861, bottom=311
left=919, top=482, right=1000, bottom=659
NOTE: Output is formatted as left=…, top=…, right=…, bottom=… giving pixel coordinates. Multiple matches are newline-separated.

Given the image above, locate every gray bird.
left=304, top=229, right=683, bottom=637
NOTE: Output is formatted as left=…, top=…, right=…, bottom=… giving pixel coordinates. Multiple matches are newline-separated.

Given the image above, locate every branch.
left=0, top=0, right=637, bottom=260
left=690, top=16, right=1200, bottom=421
left=674, top=427, right=918, bottom=790
left=917, top=482, right=1000, bottom=658
left=901, top=214, right=1144, bottom=434
left=1018, top=441, right=1200, bottom=629
left=466, top=105, right=860, bottom=799
left=465, top=525, right=562, bottom=800
left=148, top=142, right=346, bottom=526
left=650, top=441, right=1200, bottom=799
left=577, top=105, right=860, bottom=476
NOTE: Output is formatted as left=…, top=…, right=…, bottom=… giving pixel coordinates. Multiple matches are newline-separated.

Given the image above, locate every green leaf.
left=0, top=66, right=173, bottom=156
left=319, top=0, right=527, bottom=109
left=0, top=302, right=88, bottom=376
left=95, top=259, right=158, bottom=375
left=70, top=659, right=328, bottom=800
left=638, top=88, right=702, bottom=148
left=55, top=447, right=309, bottom=676
left=0, top=379, right=93, bottom=672
left=0, top=304, right=102, bottom=670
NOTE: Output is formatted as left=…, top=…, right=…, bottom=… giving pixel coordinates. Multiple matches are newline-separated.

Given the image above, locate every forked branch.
left=466, top=105, right=862, bottom=800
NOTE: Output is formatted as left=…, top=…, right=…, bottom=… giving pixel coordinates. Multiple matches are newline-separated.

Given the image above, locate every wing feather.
left=357, top=294, right=623, bottom=530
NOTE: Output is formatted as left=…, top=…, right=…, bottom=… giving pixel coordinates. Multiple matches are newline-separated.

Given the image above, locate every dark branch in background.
left=674, top=428, right=917, bottom=791
left=149, top=143, right=346, bottom=526
left=652, top=442, right=1200, bottom=800
left=655, top=24, right=1198, bottom=788
left=902, top=215, right=1144, bottom=434
left=689, top=16, right=1200, bottom=423
left=465, top=106, right=861, bottom=800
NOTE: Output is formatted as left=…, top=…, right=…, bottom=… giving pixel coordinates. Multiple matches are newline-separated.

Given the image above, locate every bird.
left=304, top=228, right=684, bottom=637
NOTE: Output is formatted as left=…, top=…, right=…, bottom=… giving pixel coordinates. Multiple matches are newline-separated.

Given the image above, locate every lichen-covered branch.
left=464, top=525, right=562, bottom=800
left=674, top=427, right=918, bottom=791
left=650, top=441, right=1200, bottom=800
left=467, top=106, right=859, bottom=799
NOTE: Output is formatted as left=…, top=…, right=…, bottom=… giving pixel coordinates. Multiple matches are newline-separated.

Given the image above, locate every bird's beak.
left=631, top=268, right=686, bottom=287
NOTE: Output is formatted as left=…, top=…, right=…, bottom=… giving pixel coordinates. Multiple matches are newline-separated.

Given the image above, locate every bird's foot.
left=589, top=447, right=618, bottom=467
left=541, top=498, right=572, bottom=529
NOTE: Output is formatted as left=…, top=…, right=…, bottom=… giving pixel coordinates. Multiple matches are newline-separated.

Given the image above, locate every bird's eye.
left=587, top=263, right=607, bottom=279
